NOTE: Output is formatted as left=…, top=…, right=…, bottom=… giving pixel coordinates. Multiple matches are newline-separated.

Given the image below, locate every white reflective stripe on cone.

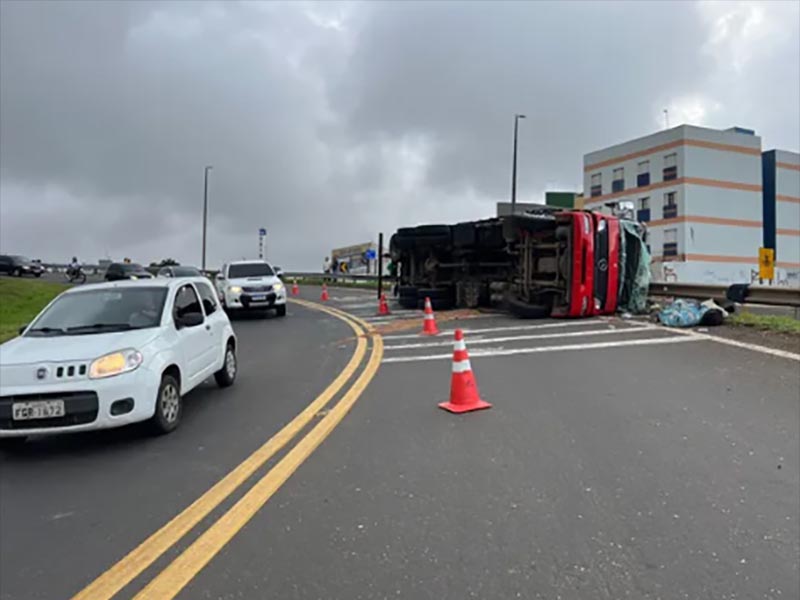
left=453, top=340, right=466, bottom=351
left=452, top=359, right=472, bottom=373
left=425, top=313, right=435, bottom=320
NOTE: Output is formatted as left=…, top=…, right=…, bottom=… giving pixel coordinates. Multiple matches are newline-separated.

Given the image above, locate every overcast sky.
left=1, top=0, right=798, bottom=269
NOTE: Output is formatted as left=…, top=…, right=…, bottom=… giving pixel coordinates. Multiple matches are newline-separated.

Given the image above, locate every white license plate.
left=12, top=400, right=66, bottom=420
left=251, top=295, right=266, bottom=302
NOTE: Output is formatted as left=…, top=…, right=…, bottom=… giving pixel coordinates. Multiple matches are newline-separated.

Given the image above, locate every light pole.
left=511, top=113, right=526, bottom=214
left=201, top=165, right=212, bottom=272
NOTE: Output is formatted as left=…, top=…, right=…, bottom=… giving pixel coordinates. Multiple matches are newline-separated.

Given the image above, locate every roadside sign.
left=759, top=247, right=775, bottom=280
left=365, top=248, right=377, bottom=260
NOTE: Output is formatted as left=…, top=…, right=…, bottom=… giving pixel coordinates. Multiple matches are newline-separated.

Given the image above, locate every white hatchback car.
left=215, top=260, right=287, bottom=316
left=0, top=277, right=237, bottom=443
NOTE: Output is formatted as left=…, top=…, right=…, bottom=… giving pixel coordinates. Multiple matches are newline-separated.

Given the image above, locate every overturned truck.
left=389, top=207, right=650, bottom=318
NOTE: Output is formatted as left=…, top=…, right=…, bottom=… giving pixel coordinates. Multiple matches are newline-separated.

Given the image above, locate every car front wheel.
left=149, top=374, right=182, bottom=434
left=214, top=342, right=237, bottom=388
left=275, top=304, right=287, bottom=317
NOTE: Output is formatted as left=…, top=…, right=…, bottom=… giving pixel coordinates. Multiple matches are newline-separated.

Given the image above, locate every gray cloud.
left=1, top=0, right=798, bottom=268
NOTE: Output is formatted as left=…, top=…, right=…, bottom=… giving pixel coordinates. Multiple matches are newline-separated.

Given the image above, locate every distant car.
left=105, top=262, right=153, bottom=281
left=157, top=266, right=203, bottom=278
left=0, top=255, right=44, bottom=278
left=0, top=277, right=237, bottom=442
left=215, top=260, right=287, bottom=317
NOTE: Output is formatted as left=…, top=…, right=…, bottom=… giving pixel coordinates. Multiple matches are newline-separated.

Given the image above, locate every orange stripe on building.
left=584, top=139, right=761, bottom=172
left=777, top=194, right=800, bottom=204
left=651, top=253, right=800, bottom=268
left=777, top=228, right=800, bottom=237
left=584, top=177, right=762, bottom=205
left=777, top=162, right=800, bottom=172
left=647, top=215, right=762, bottom=228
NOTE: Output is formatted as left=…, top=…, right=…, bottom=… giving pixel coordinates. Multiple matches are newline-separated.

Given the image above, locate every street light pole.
left=511, top=113, right=526, bottom=214
left=202, top=165, right=212, bottom=272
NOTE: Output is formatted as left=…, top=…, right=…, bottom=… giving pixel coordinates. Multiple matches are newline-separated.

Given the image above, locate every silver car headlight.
left=273, top=282, right=284, bottom=292
left=89, top=349, right=143, bottom=379
left=228, top=285, right=242, bottom=294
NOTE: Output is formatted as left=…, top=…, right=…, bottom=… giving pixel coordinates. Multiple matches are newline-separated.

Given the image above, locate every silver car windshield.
left=26, top=287, right=168, bottom=336
left=228, top=263, right=274, bottom=278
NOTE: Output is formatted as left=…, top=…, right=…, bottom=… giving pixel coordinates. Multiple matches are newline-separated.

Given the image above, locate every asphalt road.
left=1, top=287, right=798, bottom=599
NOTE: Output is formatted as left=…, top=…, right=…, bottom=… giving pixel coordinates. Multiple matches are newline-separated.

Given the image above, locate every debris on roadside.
left=656, top=298, right=728, bottom=328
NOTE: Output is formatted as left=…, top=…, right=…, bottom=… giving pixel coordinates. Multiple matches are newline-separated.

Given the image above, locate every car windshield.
left=26, top=287, right=168, bottom=336
left=122, top=263, right=146, bottom=272
left=172, top=266, right=201, bottom=276
left=12, top=255, right=31, bottom=264
left=228, top=263, right=274, bottom=278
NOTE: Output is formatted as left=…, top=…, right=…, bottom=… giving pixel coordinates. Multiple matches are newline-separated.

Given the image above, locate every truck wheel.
left=418, top=288, right=455, bottom=311
left=398, top=286, right=418, bottom=309
left=507, top=297, right=551, bottom=319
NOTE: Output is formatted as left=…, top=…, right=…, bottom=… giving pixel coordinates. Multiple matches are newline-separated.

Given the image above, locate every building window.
left=612, top=167, right=624, bottom=193
left=663, top=191, right=677, bottom=218
left=663, top=228, right=678, bottom=257
left=637, top=160, right=650, bottom=187
left=663, top=153, right=678, bottom=181
left=637, top=197, right=651, bottom=222
left=590, top=173, right=602, bottom=197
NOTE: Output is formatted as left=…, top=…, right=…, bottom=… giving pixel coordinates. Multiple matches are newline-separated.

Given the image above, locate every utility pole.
left=201, top=165, right=212, bottom=272
left=511, top=113, right=526, bottom=214
left=663, top=109, right=669, bottom=129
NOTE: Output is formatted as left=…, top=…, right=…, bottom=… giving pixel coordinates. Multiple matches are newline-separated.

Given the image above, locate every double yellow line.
left=73, top=299, right=383, bottom=600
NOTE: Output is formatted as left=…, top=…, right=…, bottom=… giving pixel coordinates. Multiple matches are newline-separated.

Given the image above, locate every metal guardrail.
left=648, top=282, right=800, bottom=308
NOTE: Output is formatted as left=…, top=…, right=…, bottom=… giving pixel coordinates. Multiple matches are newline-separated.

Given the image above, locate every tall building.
left=762, top=150, right=800, bottom=285
left=583, top=125, right=768, bottom=284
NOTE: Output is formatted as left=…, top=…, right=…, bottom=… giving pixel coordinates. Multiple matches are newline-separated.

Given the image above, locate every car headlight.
left=273, top=282, right=284, bottom=292
left=130, top=275, right=139, bottom=280
left=228, top=285, right=242, bottom=294
left=89, top=349, right=143, bottom=379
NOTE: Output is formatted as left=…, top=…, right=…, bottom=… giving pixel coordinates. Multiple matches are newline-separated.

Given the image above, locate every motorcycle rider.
left=67, top=256, right=80, bottom=277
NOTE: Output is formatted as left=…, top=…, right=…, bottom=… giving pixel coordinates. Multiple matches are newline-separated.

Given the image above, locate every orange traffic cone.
left=291, top=279, right=299, bottom=296
left=321, top=284, right=329, bottom=302
left=420, top=297, right=439, bottom=335
left=377, top=293, right=391, bottom=316
left=438, top=329, right=491, bottom=414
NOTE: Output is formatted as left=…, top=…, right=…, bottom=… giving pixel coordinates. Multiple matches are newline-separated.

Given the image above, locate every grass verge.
left=729, top=311, right=800, bottom=335
left=0, top=278, right=69, bottom=343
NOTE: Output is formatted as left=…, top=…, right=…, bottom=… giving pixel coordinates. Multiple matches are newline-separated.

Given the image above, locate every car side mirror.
left=176, top=313, right=204, bottom=329
left=274, top=267, right=283, bottom=277
left=216, top=274, right=225, bottom=281
left=18, top=324, right=27, bottom=335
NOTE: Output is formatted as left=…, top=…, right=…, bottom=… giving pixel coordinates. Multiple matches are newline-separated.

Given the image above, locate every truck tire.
left=418, top=287, right=455, bottom=311
left=391, top=228, right=417, bottom=253
left=398, top=286, right=418, bottom=309
left=555, top=225, right=570, bottom=240
left=506, top=296, right=551, bottom=319
left=453, top=222, right=477, bottom=248
left=413, top=225, right=451, bottom=249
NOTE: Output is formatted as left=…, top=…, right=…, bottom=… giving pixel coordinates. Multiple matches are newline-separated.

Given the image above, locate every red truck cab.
left=590, top=213, right=620, bottom=315
left=551, top=211, right=594, bottom=318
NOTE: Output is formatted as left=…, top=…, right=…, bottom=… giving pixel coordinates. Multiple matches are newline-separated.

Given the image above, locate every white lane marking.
left=664, top=328, right=800, bottom=362
left=383, top=323, right=654, bottom=350
left=382, top=319, right=613, bottom=340
left=381, top=336, right=699, bottom=363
